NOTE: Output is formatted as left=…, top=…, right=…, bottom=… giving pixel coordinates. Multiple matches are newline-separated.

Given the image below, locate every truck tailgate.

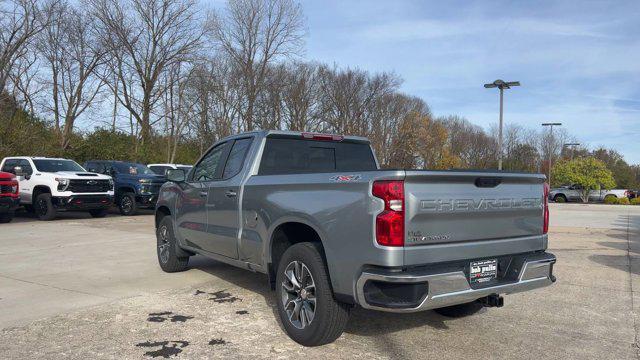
left=403, top=170, right=546, bottom=264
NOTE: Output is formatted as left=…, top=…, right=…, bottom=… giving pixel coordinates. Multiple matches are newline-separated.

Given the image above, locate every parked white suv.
left=0, top=157, right=114, bottom=220
left=147, top=163, right=192, bottom=176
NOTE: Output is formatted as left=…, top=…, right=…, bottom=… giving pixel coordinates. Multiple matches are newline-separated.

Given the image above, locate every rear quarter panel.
left=241, top=170, right=403, bottom=297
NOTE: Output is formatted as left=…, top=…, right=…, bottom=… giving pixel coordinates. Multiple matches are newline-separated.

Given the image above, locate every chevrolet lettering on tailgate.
left=420, top=197, right=541, bottom=212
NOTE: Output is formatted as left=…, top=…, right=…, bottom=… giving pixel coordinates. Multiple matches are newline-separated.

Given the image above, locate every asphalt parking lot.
left=1, top=203, right=639, bottom=359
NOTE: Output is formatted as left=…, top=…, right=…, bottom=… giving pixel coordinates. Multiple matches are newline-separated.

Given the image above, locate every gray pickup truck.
left=154, top=130, right=556, bottom=346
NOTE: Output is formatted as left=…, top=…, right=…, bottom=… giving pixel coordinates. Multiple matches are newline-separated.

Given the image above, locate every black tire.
left=433, top=301, right=485, bottom=318
left=118, top=192, right=138, bottom=216
left=275, top=242, right=350, bottom=346
left=553, top=194, right=567, bottom=203
left=35, top=193, right=57, bottom=221
left=156, top=216, right=189, bottom=272
left=0, top=212, right=13, bottom=223
left=89, top=209, right=108, bottom=218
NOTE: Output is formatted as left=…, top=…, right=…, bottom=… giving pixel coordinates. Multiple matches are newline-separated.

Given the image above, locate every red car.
left=0, top=171, right=20, bottom=223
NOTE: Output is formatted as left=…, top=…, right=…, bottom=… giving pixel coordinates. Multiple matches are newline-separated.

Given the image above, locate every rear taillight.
left=543, top=182, right=550, bottom=234
left=372, top=180, right=404, bottom=246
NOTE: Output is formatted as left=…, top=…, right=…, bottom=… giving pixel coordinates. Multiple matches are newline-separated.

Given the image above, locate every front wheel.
left=275, top=242, right=350, bottom=346
left=0, top=212, right=14, bottom=223
left=118, top=192, right=138, bottom=216
left=35, top=193, right=57, bottom=221
left=156, top=216, right=189, bottom=272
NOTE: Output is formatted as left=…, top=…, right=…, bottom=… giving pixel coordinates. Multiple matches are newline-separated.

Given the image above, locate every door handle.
left=199, top=191, right=208, bottom=197
left=225, top=190, right=237, bottom=198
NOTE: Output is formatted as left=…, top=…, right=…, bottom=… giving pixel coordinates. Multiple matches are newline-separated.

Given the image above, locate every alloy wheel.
left=37, top=198, right=48, bottom=216
left=158, top=225, right=170, bottom=264
left=121, top=197, right=132, bottom=213
left=281, top=260, right=316, bottom=329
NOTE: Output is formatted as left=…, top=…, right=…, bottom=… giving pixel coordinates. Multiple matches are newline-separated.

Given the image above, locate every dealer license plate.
left=469, top=259, right=497, bottom=284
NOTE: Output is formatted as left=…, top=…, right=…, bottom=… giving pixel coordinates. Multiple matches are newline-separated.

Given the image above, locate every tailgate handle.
left=475, top=177, right=501, bottom=188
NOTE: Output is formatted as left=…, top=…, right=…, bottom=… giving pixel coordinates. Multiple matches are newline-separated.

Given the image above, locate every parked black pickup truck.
left=85, top=161, right=166, bottom=215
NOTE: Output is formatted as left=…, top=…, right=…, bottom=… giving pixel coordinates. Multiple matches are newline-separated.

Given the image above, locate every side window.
left=222, top=138, right=254, bottom=179
left=1, top=159, right=17, bottom=173
left=85, top=162, right=98, bottom=173
left=150, top=166, right=170, bottom=175
left=191, top=143, right=227, bottom=182
left=18, top=160, right=33, bottom=175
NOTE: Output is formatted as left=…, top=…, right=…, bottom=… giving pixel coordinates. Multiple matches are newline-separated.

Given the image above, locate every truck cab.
left=0, top=157, right=114, bottom=220
left=84, top=160, right=166, bottom=215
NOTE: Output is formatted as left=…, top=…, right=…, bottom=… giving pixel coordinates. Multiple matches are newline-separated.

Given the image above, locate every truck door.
left=204, top=137, right=254, bottom=259
left=176, top=142, right=229, bottom=251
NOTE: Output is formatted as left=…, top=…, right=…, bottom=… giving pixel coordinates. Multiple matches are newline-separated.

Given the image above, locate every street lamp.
left=563, top=143, right=580, bottom=160
left=484, top=79, right=520, bottom=170
left=542, top=122, right=562, bottom=185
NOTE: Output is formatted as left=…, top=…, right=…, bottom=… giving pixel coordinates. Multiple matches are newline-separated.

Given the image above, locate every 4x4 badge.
left=330, top=175, right=361, bottom=182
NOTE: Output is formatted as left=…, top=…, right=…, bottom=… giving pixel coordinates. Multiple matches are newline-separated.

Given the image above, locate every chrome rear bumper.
left=356, top=252, right=556, bottom=313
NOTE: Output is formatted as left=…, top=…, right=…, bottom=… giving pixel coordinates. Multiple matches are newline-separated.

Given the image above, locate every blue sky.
left=300, top=0, right=640, bottom=163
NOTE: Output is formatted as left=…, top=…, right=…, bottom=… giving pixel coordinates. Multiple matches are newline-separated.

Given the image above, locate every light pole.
left=484, top=79, right=520, bottom=170
left=563, top=143, right=580, bottom=160
left=542, top=122, right=562, bottom=185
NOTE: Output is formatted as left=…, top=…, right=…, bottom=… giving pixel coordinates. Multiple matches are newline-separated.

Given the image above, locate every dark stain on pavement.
left=136, top=340, right=189, bottom=358
left=236, top=310, right=249, bottom=315
left=209, top=338, right=227, bottom=346
left=194, top=289, right=241, bottom=303
left=147, top=312, right=194, bottom=323
left=170, top=315, right=194, bottom=323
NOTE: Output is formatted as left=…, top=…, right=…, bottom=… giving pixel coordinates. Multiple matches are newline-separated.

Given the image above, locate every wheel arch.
left=155, top=205, right=171, bottom=228
left=31, top=185, right=52, bottom=204
left=267, top=219, right=328, bottom=290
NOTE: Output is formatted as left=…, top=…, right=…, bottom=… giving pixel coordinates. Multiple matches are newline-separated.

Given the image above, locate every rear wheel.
left=156, top=216, right=189, bottom=272
left=275, top=242, right=350, bottom=346
left=553, top=194, right=567, bottom=203
left=89, top=209, right=108, bottom=218
left=35, top=193, right=56, bottom=221
left=433, top=301, right=485, bottom=318
left=118, top=192, right=138, bottom=216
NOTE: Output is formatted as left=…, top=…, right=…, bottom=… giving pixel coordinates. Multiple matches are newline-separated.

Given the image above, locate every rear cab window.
left=258, top=136, right=377, bottom=175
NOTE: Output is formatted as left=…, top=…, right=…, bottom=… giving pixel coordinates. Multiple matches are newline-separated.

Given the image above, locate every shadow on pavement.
left=9, top=206, right=153, bottom=224
left=589, top=214, right=640, bottom=274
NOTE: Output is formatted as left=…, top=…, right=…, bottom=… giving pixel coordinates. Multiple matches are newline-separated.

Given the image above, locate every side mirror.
left=13, top=166, right=24, bottom=176
left=166, top=169, right=185, bottom=183
left=109, top=168, right=117, bottom=176
left=13, top=166, right=30, bottom=180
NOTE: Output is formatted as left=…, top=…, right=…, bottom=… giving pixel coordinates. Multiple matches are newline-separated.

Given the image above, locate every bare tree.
left=0, top=0, right=57, bottom=114
left=281, top=61, right=320, bottom=131
left=317, top=65, right=400, bottom=136
left=208, top=0, right=305, bottom=131
left=161, top=61, right=198, bottom=162
left=90, top=0, right=204, bottom=148
left=37, top=2, right=108, bottom=149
